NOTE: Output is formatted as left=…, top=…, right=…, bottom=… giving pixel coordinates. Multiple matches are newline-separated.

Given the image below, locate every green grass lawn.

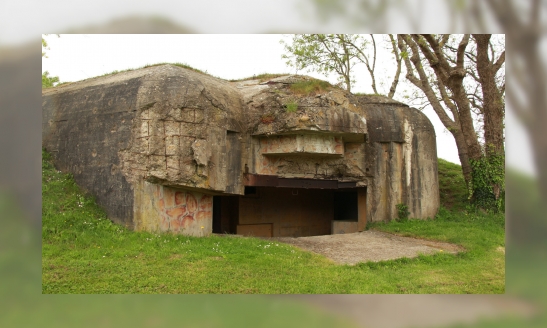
left=42, top=152, right=504, bottom=294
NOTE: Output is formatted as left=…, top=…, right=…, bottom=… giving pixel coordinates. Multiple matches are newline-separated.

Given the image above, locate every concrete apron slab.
left=269, top=230, right=464, bottom=265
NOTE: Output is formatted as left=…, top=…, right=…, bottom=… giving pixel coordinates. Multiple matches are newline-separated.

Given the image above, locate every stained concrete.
left=42, top=64, right=440, bottom=236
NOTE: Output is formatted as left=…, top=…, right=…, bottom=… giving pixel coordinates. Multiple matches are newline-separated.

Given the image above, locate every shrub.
left=396, top=203, right=410, bottom=221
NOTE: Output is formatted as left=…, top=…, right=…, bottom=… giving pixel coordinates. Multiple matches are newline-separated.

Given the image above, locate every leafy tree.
left=282, top=34, right=357, bottom=92
left=42, top=71, right=60, bottom=88
left=282, top=34, right=402, bottom=97
left=398, top=34, right=505, bottom=210
left=42, top=35, right=60, bottom=88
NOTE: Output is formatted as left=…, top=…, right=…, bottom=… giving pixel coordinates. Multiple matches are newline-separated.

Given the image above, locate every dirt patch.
left=269, top=230, right=464, bottom=265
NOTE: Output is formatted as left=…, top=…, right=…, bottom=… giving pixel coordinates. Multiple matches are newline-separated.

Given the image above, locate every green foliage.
left=469, top=152, right=505, bottom=212
left=289, top=80, right=331, bottom=95
left=42, top=35, right=60, bottom=88
left=42, top=34, right=59, bottom=58
left=281, top=34, right=357, bottom=91
left=41, top=37, right=48, bottom=57
left=395, top=203, right=410, bottom=221
left=285, top=101, right=298, bottom=113
left=42, top=71, right=60, bottom=88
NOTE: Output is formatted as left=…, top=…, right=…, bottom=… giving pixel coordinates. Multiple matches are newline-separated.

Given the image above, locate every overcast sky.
left=42, top=34, right=527, bottom=172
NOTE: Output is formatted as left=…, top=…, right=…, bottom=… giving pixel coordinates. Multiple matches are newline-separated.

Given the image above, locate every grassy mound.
left=437, top=158, right=469, bottom=210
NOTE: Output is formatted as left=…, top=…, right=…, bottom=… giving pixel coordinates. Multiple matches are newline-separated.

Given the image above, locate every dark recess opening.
left=244, top=186, right=257, bottom=196
left=334, top=191, right=358, bottom=221
left=212, top=195, right=239, bottom=234
left=212, top=196, right=222, bottom=233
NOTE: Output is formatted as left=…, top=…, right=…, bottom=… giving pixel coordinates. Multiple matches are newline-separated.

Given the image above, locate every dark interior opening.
left=244, top=186, right=257, bottom=196
left=212, top=195, right=239, bottom=234
left=334, top=190, right=358, bottom=221
left=212, top=196, right=222, bottom=233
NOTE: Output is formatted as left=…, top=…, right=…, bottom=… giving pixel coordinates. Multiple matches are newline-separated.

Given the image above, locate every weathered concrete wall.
left=354, top=95, right=440, bottom=221
left=259, top=134, right=344, bottom=156
left=42, top=73, right=143, bottom=227
left=254, top=135, right=366, bottom=179
left=118, top=65, right=245, bottom=194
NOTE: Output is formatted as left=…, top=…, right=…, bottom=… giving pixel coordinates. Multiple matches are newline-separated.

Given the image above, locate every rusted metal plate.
left=243, top=174, right=278, bottom=187
left=237, top=224, right=273, bottom=237
left=337, top=181, right=357, bottom=188
left=244, top=174, right=343, bottom=189
left=278, top=178, right=338, bottom=189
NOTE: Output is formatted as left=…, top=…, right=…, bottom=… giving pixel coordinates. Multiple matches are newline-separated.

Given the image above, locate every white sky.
left=42, top=34, right=524, bottom=171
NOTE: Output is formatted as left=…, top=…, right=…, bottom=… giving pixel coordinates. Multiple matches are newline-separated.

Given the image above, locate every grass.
left=285, top=101, right=298, bottom=113
left=438, top=158, right=469, bottom=211
left=42, top=150, right=504, bottom=294
left=289, top=80, right=331, bottom=95
left=229, top=73, right=289, bottom=82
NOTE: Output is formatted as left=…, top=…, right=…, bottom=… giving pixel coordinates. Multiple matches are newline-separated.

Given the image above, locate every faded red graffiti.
left=175, top=192, right=185, bottom=205
left=186, top=193, right=197, bottom=213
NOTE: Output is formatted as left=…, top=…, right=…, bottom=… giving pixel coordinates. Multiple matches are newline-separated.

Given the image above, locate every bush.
left=396, top=203, right=410, bottom=221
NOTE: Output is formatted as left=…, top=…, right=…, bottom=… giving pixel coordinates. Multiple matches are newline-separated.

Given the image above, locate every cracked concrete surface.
left=271, top=230, right=464, bottom=265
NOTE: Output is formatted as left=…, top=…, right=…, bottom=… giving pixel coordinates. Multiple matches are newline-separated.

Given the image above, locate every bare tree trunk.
left=345, top=74, right=352, bottom=93
left=451, top=128, right=474, bottom=186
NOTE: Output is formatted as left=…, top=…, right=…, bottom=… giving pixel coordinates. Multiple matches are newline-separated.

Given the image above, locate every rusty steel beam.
left=243, top=174, right=279, bottom=187
left=278, top=178, right=338, bottom=189
left=243, top=174, right=357, bottom=189
left=337, top=181, right=357, bottom=188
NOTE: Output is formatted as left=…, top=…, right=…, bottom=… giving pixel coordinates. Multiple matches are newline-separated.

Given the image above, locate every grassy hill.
left=437, top=158, right=469, bottom=210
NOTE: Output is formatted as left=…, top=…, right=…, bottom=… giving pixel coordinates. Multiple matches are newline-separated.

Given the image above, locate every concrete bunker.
left=42, top=64, right=440, bottom=237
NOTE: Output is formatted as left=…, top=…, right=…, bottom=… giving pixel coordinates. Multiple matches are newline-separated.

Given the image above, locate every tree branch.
left=388, top=34, right=402, bottom=99
left=397, top=35, right=422, bottom=88
left=401, top=35, right=456, bottom=129
left=344, top=35, right=377, bottom=94
left=420, top=34, right=453, bottom=74
left=455, top=34, right=471, bottom=73
left=436, top=77, right=461, bottom=122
